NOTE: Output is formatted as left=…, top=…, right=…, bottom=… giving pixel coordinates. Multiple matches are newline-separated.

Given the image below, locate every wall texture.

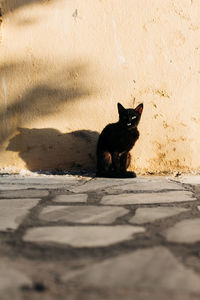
left=0, top=0, right=200, bottom=174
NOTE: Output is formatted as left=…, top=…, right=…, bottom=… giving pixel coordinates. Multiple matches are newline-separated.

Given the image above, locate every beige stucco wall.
left=0, top=0, right=200, bottom=174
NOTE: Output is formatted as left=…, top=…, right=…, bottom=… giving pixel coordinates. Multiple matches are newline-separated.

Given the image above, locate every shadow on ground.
left=7, top=128, right=99, bottom=173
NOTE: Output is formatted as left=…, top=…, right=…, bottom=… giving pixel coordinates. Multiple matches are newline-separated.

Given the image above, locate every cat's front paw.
left=123, top=171, right=136, bottom=178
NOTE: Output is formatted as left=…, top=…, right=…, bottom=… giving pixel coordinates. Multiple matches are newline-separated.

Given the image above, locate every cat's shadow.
left=7, top=127, right=99, bottom=174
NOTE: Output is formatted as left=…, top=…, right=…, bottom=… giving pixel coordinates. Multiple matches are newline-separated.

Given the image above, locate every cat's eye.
left=132, top=116, right=137, bottom=120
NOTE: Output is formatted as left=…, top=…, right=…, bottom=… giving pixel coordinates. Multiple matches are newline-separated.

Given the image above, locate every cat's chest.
left=110, top=128, right=139, bottom=152
left=117, top=131, right=135, bottom=145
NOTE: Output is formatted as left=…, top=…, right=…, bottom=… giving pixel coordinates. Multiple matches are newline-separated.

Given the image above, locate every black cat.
left=96, top=102, right=143, bottom=178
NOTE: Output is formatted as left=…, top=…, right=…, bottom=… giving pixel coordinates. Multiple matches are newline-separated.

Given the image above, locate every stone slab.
left=172, top=176, right=200, bottom=185
left=69, top=178, right=137, bottom=193
left=53, top=194, right=88, bottom=203
left=130, top=207, right=189, bottom=224
left=23, top=226, right=145, bottom=247
left=0, top=184, right=74, bottom=190
left=107, top=179, right=183, bottom=193
left=0, top=185, right=30, bottom=191
left=0, top=263, right=32, bottom=292
left=62, top=247, right=200, bottom=294
left=102, top=191, right=195, bottom=205
left=0, top=199, right=40, bottom=231
left=164, top=219, right=200, bottom=243
left=0, top=175, right=83, bottom=190
left=0, top=175, right=82, bottom=185
left=39, top=206, right=129, bottom=224
left=0, top=190, right=48, bottom=198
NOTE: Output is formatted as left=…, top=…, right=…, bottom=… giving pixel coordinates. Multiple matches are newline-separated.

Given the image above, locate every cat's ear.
left=135, top=103, right=143, bottom=115
left=117, top=103, right=126, bottom=115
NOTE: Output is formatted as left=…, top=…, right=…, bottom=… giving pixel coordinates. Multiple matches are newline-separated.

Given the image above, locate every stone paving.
left=0, top=173, right=200, bottom=300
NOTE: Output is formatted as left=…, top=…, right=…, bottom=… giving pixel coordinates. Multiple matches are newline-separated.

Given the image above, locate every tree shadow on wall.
left=0, top=62, right=95, bottom=145
left=1, top=0, right=55, bottom=13
left=6, top=127, right=99, bottom=174
left=1, top=0, right=59, bottom=27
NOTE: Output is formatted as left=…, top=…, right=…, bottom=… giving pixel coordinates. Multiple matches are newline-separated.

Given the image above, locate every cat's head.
left=117, top=102, right=143, bottom=129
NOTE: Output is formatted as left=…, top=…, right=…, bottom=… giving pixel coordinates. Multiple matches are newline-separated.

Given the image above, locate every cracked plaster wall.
left=0, top=0, right=200, bottom=174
